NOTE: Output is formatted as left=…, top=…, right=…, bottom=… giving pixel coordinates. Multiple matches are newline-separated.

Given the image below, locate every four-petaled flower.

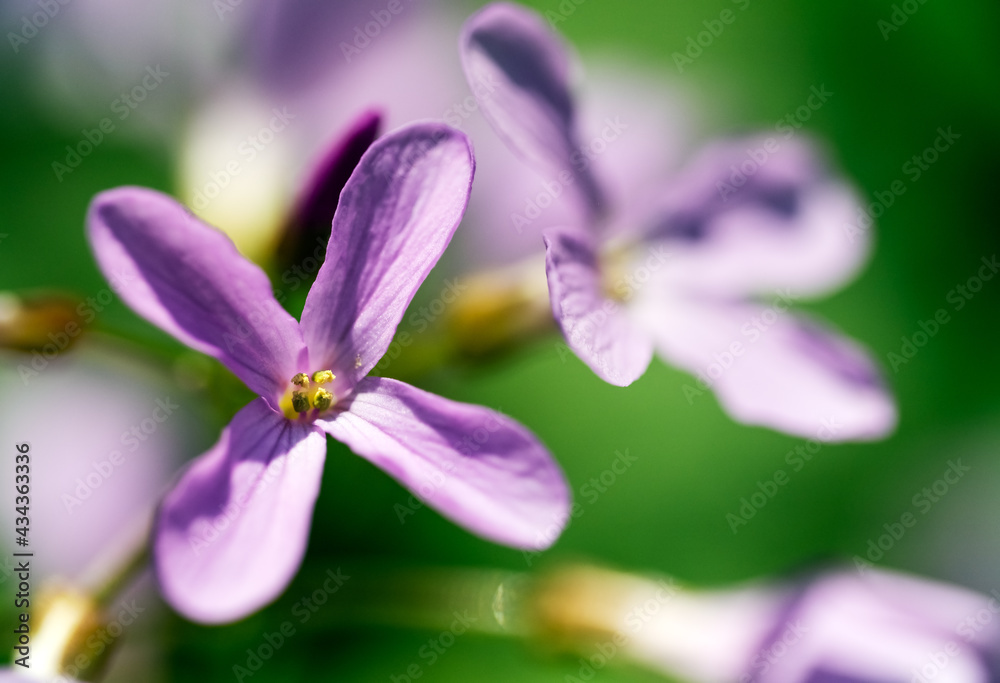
left=86, top=123, right=569, bottom=623
left=460, top=2, right=896, bottom=441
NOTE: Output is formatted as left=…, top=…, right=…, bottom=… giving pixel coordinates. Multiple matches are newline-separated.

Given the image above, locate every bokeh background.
left=2, top=0, right=1000, bottom=680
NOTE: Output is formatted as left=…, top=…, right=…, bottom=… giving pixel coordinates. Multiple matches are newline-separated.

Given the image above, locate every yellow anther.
left=291, top=391, right=311, bottom=413
left=312, top=370, right=335, bottom=385
left=313, top=388, right=333, bottom=411
left=291, top=372, right=310, bottom=387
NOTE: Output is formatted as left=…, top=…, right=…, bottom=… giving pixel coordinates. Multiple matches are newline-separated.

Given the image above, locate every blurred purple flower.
left=613, top=567, right=1000, bottom=683
left=177, top=1, right=461, bottom=260
left=276, top=109, right=382, bottom=269
left=461, top=2, right=896, bottom=441
left=86, top=124, right=569, bottom=623
left=186, top=0, right=691, bottom=269
left=742, top=569, right=1000, bottom=683
left=0, top=345, right=184, bottom=581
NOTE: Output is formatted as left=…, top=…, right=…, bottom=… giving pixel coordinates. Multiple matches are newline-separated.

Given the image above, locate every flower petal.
left=636, top=295, right=896, bottom=440
left=317, top=377, right=570, bottom=550
left=154, top=398, right=326, bottom=624
left=644, top=136, right=870, bottom=299
left=755, top=570, right=1000, bottom=683
left=460, top=2, right=604, bottom=217
left=544, top=227, right=653, bottom=386
left=247, top=0, right=418, bottom=97
left=87, top=187, right=306, bottom=399
left=278, top=109, right=382, bottom=268
left=300, top=123, right=474, bottom=395
left=0, top=672, right=81, bottom=683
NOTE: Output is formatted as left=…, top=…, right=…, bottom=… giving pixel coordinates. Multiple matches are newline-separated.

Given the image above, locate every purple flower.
left=739, top=569, right=1000, bottom=683
left=460, top=3, right=896, bottom=441
left=597, top=567, right=1000, bottom=683
left=86, top=123, right=570, bottom=623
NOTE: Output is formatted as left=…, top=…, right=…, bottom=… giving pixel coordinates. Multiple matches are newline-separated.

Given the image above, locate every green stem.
left=89, top=542, right=150, bottom=609
left=288, top=564, right=537, bottom=638
left=377, top=258, right=558, bottom=384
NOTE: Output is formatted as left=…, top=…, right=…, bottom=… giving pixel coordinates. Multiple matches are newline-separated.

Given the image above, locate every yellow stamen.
left=291, top=391, right=310, bottom=413
left=313, top=388, right=333, bottom=411
left=312, top=370, right=335, bottom=384
left=281, top=371, right=338, bottom=419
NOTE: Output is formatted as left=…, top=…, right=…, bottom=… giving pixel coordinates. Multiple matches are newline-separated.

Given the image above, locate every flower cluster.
left=41, top=1, right=991, bottom=681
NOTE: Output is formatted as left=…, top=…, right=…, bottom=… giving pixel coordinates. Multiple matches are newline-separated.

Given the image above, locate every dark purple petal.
left=154, top=399, right=326, bottom=624
left=636, top=296, right=896, bottom=440
left=278, top=109, right=382, bottom=268
left=300, top=123, right=474, bottom=395
left=644, top=136, right=869, bottom=298
left=460, top=2, right=604, bottom=217
left=317, top=377, right=570, bottom=550
left=87, top=187, right=306, bottom=400
left=544, top=227, right=653, bottom=386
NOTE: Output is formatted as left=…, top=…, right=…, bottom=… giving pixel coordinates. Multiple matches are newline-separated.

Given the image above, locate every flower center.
left=600, top=244, right=634, bottom=302
left=279, top=370, right=336, bottom=420
left=600, top=240, right=671, bottom=303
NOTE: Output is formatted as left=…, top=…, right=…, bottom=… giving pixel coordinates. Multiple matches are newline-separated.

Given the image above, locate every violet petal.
left=644, top=136, right=869, bottom=299
left=317, top=377, right=570, bottom=550
left=87, top=187, right=306, bottom=400
left=154, top=398, right=326, bottom=624
left=300, top=123, right=474, bottom=396
left=752, top=569, right=1000, bottom=683
left=636, top=295, right=897, bottom=440
left=460, top=2, right=604, bottom=217
left=544, top=227, right=653, bottom=386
